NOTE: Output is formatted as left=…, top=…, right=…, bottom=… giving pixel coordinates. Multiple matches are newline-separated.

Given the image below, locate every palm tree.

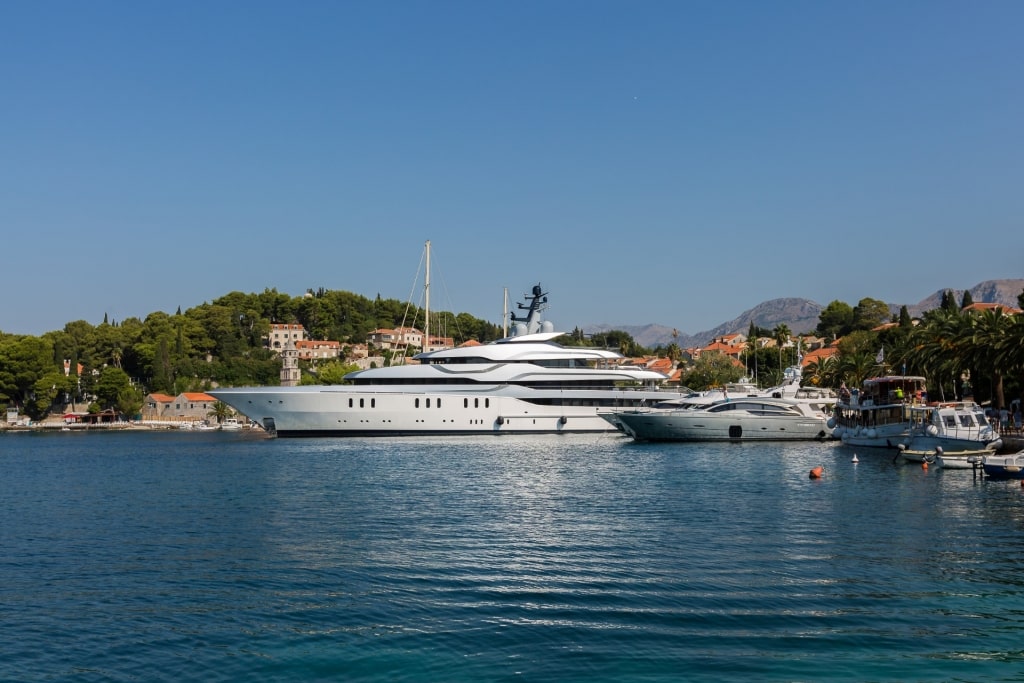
left=208, top=400, right=233, bottom=425
left=968, top=308, right=1014, bottom=408
left=839, top=350, right=877, bottom=389
left=906, top=308, right=968, bottom=401
left=805, top=355, right=838, bottom=388
left=773, top=324, right=791, bottom=372
left=996, top=314, right=1024, bottom=408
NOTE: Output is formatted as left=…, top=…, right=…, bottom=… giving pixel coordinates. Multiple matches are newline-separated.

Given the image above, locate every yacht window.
left=348, top=398, right=353, bottom=408
left=371, top=398, right=375, bottom=408
left=426, top=398, right=431, bottom=408
left=944, top=415, right=957, bottom=428
left=475, top=398, right=479, bottom=408
left=485, top=399, right=490, bottom=408
left=360, top=398, right=364, bottom=408
left=437, top=399, right=441, bottom=408
left=959, top=414, right=974, bottom=427
left=464, top=398, right=468, bottom=408
left=415, top=398, right=420, bottom=408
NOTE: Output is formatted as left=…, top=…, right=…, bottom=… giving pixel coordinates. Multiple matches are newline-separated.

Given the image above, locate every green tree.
left=0, top=334, right=56, bottom=408
left=680, top=351, right=743, bottom=390
left=968, top=308, right=1014, bottom=408
left=208, top=400, right=233, bottom=424
left=773, top=324, right=792, bottom=372
left=852, top=298, right=891, bottom=331
left=116, top=385, right=144, bottom=420
left=316, top=360, right=361, bottom=385
left=940, top=290, right=959, bottom=312
left=905, top=308, right=968, bottom=401
left=95, top=367, right=133, bottom=410
left=25, top=371, right=69, bottom=421
left=815, top=300, right=855, bottom=339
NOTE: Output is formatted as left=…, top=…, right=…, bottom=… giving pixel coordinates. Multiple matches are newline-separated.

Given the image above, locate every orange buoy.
left=922, top=460, right=929, bottom=470
left=809, top=466, right=824, bottom=479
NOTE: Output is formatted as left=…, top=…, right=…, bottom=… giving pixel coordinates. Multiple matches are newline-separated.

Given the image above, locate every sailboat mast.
left=424, top=240, right=430, bottom=353
left=503, top=287, right=508, bottom=337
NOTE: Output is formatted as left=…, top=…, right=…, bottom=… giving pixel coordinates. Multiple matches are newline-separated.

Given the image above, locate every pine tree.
left=940, top=290, right=958, bottom=312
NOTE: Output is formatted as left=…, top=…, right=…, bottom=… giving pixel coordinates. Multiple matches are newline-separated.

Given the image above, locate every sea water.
left=2, top=430, right=1024, bottom=682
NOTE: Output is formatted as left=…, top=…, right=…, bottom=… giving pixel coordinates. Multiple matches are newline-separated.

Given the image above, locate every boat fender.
left=497, top=417, right=504, bottom=425
left=559, top=416, right=567, bottom=425
left=817, top=430, right=827, bottom=440
left=809, top=466, right=824, bottom=479
left=827, top=417, right=837, bottom=429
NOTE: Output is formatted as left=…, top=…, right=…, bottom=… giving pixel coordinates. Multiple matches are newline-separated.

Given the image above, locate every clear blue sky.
left=3, top=1, right=1022, bottom=337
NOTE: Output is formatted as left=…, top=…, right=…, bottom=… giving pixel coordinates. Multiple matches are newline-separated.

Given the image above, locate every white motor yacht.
left=211, top=283, right=678, bottom=437
left=614, top=395, right=831, bottom=442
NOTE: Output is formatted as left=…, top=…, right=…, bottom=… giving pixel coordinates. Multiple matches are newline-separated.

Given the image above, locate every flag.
left=875, top=347, right=885, bottom=364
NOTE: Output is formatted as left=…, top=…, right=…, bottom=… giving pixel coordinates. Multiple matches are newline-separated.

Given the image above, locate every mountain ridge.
left=586, top=279, right=1024, bottom=350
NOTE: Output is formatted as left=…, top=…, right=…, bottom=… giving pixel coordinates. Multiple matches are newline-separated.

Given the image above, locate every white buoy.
left=852, top=453, right=859, bottom=463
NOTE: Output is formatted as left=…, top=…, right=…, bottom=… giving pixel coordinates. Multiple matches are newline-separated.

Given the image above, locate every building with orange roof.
left=266, top=323, right=307, bottom=351
left=800, top=346, right=839, bottom=368
left=367, top=326, right=423, bottom=351
left=295, top=339, right=342, bottom=361
left=139, top=392, right=223, bottom=422
left=962, top=302, right=1023, bottom=315
left=141, top=393, right=177, bottom=420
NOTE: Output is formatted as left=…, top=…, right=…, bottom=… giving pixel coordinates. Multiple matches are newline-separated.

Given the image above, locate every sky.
left=3, top=1, right=1022, bottom=337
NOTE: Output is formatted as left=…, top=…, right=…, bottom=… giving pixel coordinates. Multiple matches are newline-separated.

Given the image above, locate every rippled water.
left=3, top=430, right=1024, bottom=682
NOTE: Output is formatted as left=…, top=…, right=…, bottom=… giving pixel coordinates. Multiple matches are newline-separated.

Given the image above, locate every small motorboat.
left=897, top=444, right=993, bottom=470
left=982, top=451, right=1024, bottom=479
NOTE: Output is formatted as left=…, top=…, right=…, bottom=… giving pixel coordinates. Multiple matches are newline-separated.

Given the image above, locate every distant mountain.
left=903, top=279, right=1024, bottom=319
left=587, top=279, right=1024, bottom=350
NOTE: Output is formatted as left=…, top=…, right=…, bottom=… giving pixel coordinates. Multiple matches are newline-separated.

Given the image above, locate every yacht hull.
left=616, top=412, right=829, bottom=442
left=210, top=385, right=676, bottom=437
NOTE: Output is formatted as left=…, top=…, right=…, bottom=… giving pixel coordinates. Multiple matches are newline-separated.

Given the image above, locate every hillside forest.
left=1, top=286, right=1023, bottom=422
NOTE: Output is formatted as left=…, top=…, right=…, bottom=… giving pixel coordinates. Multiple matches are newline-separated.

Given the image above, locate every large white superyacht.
left=210, top=284, right=676, bottom=437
